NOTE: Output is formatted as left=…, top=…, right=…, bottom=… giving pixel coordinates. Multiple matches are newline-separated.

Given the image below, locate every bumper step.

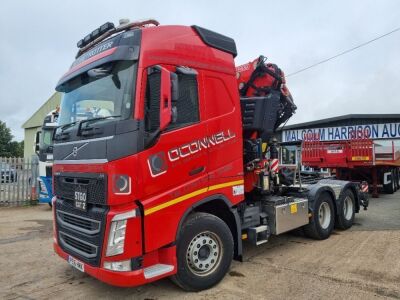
left=143, top=264, right=174, bottom=279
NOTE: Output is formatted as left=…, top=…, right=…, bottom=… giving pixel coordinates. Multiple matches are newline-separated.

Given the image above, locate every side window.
left=280, top=145, right=297, bottom=165
left=169, top=67, right=199, bottom=129
left=144, top=68, right=161, bottom=132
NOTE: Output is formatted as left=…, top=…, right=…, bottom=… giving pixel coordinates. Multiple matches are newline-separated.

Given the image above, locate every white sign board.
left=282, top=123, right=400, bottom=143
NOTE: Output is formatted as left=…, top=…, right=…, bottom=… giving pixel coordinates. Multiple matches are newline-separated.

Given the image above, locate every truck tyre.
left=335, top=189, right=355, bottom=230
left=397, top=169, right=400, bottom=191
left=171, top=212, right=234, bottom=291
left=394, top=169, right=399, bottom=191
left=383, top=171, right=395, bottom=194
left=303, top=192, right=335, bottom=240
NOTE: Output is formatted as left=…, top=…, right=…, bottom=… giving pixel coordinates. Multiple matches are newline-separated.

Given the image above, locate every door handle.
left=189, top=166, right=205, bottom=176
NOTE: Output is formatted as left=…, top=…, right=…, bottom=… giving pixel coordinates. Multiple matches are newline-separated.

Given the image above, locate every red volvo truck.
left=52, top=19, right=368, bottom=291
left=302, top=134, right=400, bottom=197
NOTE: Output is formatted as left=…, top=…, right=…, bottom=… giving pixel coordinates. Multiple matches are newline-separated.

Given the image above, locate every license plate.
left=74, top=186, right=87, bottom=211
left=68, top=255, right=85, bottom=272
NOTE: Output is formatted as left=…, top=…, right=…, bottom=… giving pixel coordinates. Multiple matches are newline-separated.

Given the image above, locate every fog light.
left=104, top=260, right=132, bottom=272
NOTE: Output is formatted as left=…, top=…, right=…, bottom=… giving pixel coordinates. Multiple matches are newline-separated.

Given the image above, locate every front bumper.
left=54, top=242, right=176, bottom=287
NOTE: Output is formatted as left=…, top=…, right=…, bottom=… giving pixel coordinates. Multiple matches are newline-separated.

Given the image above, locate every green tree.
left=0, top=121, right=23, bottom=157
left=9, top=141, right=24, bottom=157
left=0, top=121, right=13, bottom=157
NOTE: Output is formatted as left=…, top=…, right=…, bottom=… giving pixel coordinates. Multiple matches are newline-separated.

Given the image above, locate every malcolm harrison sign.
left=282, top=123, right=400, bottom=143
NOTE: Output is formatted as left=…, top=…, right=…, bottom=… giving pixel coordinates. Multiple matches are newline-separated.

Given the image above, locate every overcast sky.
left=1, top=0, right=399, bottom=141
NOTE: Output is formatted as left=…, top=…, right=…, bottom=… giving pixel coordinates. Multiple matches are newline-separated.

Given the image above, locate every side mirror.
left=146, top=65, right=177, bottom=135
left=159, top=66, right=172, bottom=131
left=34, top=131, right=41, bottom=154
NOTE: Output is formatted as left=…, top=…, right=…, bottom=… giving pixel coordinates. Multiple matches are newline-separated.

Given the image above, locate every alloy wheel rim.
left=318, top=202, right=331, bottom=229
left=186, top=231, right=223, bottom=276
left=343, top=196, right=353, bottom=220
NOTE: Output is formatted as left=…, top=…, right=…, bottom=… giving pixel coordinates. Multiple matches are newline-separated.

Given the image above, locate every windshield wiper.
left=77, top=115, right=121, bottom=137
left=59, top=120, right=79, bottom=131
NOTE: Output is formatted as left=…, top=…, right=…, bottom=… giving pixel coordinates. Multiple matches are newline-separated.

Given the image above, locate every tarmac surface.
left=0, top=193, right=399, bottom=299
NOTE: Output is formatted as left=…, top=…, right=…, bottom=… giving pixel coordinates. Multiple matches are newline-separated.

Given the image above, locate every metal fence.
left=0, top=157, right=39, bottom=206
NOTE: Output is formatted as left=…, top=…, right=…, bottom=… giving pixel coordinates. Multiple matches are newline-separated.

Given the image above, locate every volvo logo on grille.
left=72, top=146, right=78, bottom=157
left=62, top=142, right=89, bottom=160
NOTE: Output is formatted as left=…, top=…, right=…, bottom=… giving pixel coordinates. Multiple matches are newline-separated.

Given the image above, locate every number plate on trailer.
left=74, top=186, right=87, bottom=211
left=352, top=156, right=370, bottom=161
left=68, top=255, right=85, bottom=272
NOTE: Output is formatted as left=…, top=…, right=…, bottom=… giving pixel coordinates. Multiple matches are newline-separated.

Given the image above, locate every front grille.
left=54, top=173, right=107, bottom=205
left=56, top=198, right=108, bottom=266
left=59, top=231, right=98, bottom=258
left=57, top=210, right=100, bottom=235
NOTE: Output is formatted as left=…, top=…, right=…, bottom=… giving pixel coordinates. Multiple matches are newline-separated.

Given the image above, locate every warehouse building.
left=21, top=92, right=61, bottom=159
left=277, top=114, right=400, bottom=168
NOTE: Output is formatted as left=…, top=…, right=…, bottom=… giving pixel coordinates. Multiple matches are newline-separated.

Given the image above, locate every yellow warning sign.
left=290, top=203, right=297, bottom=214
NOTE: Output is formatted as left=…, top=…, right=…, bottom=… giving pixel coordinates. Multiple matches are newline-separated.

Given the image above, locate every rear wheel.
left=303, top=192, right=335, bottom=240
left=397, top=169, right=400, bottom=190
left=171, top=212, right=233, bottom=291
left=383, top=171, right=395, bottom=194
left=336, top=189, right=355, bottom=230
left=394, top=169, right=399, bottom=191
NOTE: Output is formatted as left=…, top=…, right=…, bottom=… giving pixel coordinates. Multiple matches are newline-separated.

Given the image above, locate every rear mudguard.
left=306, top=179, right=367, bottom=215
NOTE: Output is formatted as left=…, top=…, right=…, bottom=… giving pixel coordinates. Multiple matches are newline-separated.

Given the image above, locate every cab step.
left=248, top=225, right=270, bottom=246
left=144, top=264, right=174, bottom=279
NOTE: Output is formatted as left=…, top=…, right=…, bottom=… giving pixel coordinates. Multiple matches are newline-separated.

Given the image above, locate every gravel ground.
left=0, top=193, right=399, bottom=300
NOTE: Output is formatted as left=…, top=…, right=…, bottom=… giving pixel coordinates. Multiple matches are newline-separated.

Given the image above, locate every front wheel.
left=336, top=189, right=355, bottom=230
left=303, top=192, right=335, bottom=240
left=171, top=212, right=233, bottom=291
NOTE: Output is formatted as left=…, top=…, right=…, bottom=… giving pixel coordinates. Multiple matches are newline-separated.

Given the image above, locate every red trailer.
left=302, top=134, right=400, bottom=197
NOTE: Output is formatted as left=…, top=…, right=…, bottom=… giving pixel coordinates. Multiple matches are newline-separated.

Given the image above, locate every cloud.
left=0, top=0, right=399, bottom=141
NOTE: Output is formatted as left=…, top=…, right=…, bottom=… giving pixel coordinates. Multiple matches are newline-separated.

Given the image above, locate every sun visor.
left=56, top=30, right=141, bottom=92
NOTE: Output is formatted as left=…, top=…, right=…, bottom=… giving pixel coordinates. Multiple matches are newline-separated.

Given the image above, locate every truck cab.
left=52, top=19, right=367, bottom=291
left=53, top=20, right=244, bottom=287
left=36, top=110, right=58, bottom=205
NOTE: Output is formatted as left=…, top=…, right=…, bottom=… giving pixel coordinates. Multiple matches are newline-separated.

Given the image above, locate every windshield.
left=58, top=60, right=136, bottom=126
left=280, top=145, right=298, bottom=165
left=40, top=127, right=55, bottom=150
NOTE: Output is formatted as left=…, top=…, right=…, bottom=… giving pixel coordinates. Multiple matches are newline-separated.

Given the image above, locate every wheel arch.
left=307, top=185, right=337, bottom=216
left=175, top=194, right=242, bottom=262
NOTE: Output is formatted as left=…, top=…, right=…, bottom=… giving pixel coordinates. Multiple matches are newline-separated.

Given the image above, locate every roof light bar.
left=76, top=19, right=159, bottom=58
left=77, top=22, right=115, bottom=48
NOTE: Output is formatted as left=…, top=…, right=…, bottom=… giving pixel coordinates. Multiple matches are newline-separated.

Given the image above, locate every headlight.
left=106, top=209, right=137, bottom=256
left=103, top=260, right=132, bottom=272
